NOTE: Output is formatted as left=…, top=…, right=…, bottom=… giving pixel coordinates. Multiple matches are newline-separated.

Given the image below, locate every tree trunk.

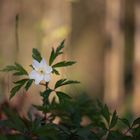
left=104, top=0, right=125, bottom=109
left=133, top=0, right=140, bottom=115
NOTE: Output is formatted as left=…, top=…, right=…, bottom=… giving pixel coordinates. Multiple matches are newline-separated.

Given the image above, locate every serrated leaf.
left=109, top=110, right=118, bottom=129
left=52, top=61, right=76, bottom=68
left=14, top=63, right=28, bottom=75
left=14, top=79, right=28, bottom=84
left=49, top=40, right=65, bottom=65
left=102, top=104, right=110, bottom=124
left=56, top=40, right=65, bottom=54
left=56, top=91, right=71, bottom=102
left=120, top=118, right=131, bottom=128
left=1, top=63, right=28, bottom=76
left=132, top=117, right=140, bottom=127
left=25, top=79, right=34, bottom=91
left=10, top=79, right=29, bottom=99
left=55, top=79, right=66, bottom=89
left=41, top=89, right=53, bottom=105
left=10, top=84, right=23, bottom=99
left=1, top=65, right=17, bottom=72
left=10, top=79, right=33, bottom=99
left=55, top=79, right=80, bottom=89
left=49, top=48, right=55, bottom=66
left=32, top=48, right=42, bottom=62
left=52, top=69, right=60, bottom=75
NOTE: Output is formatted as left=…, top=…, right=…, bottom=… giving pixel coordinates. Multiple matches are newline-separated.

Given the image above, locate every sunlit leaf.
left=10, top=84, right=23, bottom=99
left=49, top=40, right=65, bottom=66
left=1, top=63, right=28, bottom=76
left=25, top=79, right=34, bottom=91
left=101, top=104, right=110, bottom=124
left=52, top=61, right=76, bottom=68
left=109, top=110, right=118, bottom=129
left=55, top=79, right=80, bottom=89
left=10, top=79, right=33, bottom=99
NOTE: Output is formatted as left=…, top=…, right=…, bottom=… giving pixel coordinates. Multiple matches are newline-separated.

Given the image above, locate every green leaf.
left=14, top=79, right=28, bottom=84
left=132, top=126, right=140, bottom=138
left=56, top=91, right=71, bottom=102
left=10, top=84, right=23, bottom=99
left=14, top=63, right=28, bottom=75
left=101, top=104, right=110, bottom=124
left=1, top=65, right=17, bottom=72
left=25, top=79, right=34, bottom=91
left=32, top=48, right=42, bottom=62
left=49, top=40, right=65, bottom=65
left=56, top=40, right=65, bottom=54
left=52, top=61, right=76, bottom=68
left=2, top=107, right=27, bottom=132
left=109, top=110, right=118, bottom=129
left=41, top=89, right=53, bottom=106
left=52, top=69, right=60, bottom=75
left=49, top=48, right=55, bottom=66
left=55, top=79, right=80, bottom=89
left=10, top=79, right=33, bottom=99
left=1, top=63, right=28, bottom=76
left=132, top=117, right=140, bottom=127
left=119, top=118, right=131, bottom=128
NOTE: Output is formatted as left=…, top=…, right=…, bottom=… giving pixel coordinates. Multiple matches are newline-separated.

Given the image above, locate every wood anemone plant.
left=0, top=41, right=140, bottom=140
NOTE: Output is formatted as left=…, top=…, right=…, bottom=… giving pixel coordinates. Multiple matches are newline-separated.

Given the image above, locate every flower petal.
left=29, top=70, right=38, bottom=79
left=40, top=58, right=46, bottom=66
left=40, top=58, right=52, bottom=74
left=45, top=65, right=52, bottom=74
left=44, top=74, right=51, bottom=82
left=34, top=74, right=44, bottom=85
left=32, top=60, right=40, bottom=70
left=29, top=70, right=43, bottom=85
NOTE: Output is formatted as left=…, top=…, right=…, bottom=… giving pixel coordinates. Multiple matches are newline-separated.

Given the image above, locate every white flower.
left=29, top=58, right=52, bottom=85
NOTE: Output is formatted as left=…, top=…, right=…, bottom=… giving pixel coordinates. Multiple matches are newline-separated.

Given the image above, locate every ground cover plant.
left=0, top=41, right=140, bottom=140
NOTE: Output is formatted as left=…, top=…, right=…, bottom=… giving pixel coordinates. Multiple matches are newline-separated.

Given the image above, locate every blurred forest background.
left=0, top=0, right=140, bottom=117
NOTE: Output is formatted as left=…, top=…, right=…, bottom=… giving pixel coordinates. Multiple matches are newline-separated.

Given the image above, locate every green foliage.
left=56, top=91, right=71, bottom=102
left=1, top=40, right=140, bottom=140
left=1, top=94, right=140, bottom=140
left=49, top=40, right=65, bottom=65
left=32, top=48, right=42, bottom=62
left=109, top=111, right=118, bottom=129
left=52, top=61, right=76, bottom=68
left=1, top=63, right=28, bottom=76
left=54, top=79, right=80, bottom=89
left=10, top=79, right=33, bottom=99
left=132, top=117, right=140, bottom=127
left=101, top=104, right=110, bottom=124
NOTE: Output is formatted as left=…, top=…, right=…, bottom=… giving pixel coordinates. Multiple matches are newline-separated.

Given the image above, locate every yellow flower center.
left=37, top=68, right=45, bottom=75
